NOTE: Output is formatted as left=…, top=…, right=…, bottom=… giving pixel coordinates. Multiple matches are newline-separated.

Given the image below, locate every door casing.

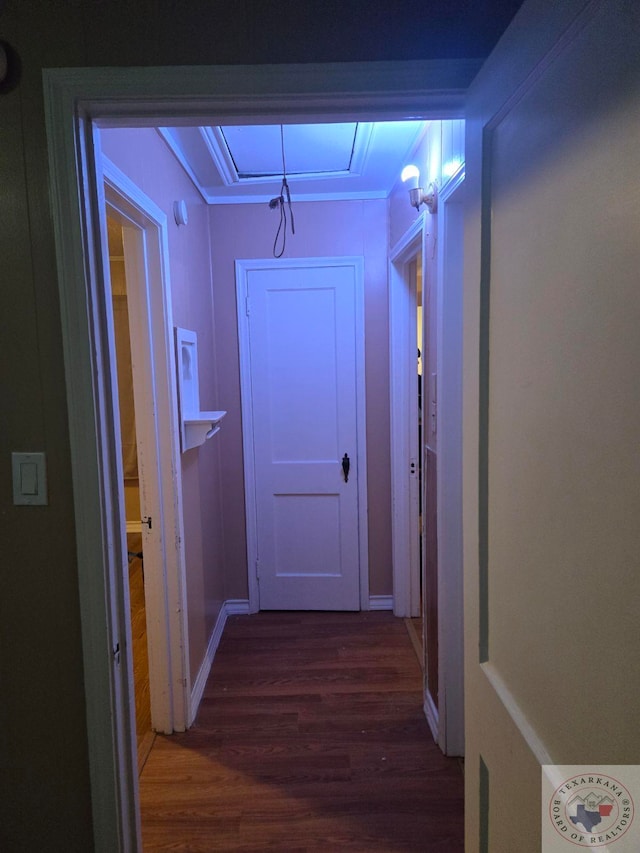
left=43, top=60, right=473, bottom=851
left=389, top=213, right=427, bottom=620
left=434, top=168, right=465, bottom=757
left=102, top=155, right=191, bottom=738
left=388, top=175, right=465, bottom=757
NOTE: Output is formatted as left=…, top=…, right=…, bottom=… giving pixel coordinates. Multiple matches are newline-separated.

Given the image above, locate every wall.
left=209, top=199, right=391, bottom=597
left=463, top=2, right=640, bottom=850
left=100, top=128, right=226, bottom=685
left=0, top=0, right=522, bottom=848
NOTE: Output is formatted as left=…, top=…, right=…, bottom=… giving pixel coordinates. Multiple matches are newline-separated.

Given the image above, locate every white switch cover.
left=12, top=452, right=48, bottom=505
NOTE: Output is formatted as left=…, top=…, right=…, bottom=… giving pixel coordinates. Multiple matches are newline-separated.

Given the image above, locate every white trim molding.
left=424, top=691, right=440, bottom=745
left=189, top=599, right=250, bottom=725
left=389, top=213, right=426, bottom=618
left=434, top=168, right=466, bottom=757
left=102, top=156, right=191, bottom=736
left=225, top=599, right=251, bottom=616
left=42, top=59, right=480, bottom=852
left=369, top=595, right=394, bottom=610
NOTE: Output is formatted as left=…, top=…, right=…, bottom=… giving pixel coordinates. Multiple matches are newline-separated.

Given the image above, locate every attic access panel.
left=219, top=123, right=359, bottom=179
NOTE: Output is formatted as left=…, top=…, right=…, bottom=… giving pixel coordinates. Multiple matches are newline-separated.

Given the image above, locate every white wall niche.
left=175, top=326, right=226, bottom=451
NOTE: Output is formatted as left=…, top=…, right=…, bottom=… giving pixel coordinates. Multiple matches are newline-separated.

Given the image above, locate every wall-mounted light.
left=401, top=165, right=438, bottom=214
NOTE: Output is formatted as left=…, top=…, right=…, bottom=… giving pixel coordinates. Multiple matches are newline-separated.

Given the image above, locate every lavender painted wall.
left=209, top=199, right=392, bottom=598
left=100, top=128, right=226, bottom=683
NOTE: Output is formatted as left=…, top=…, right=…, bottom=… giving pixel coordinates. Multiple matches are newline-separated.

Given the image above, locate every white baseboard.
left=225, top=598, right=250, bottom=615
left=189, top=598, right=250, bottom=725
left=424, top=690, right=440, bottom=744
left=369, top=595, right=394, bottom=610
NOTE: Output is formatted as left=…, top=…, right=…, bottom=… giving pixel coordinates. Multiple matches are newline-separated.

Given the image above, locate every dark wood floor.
left=139, top=611, right=464, bottom=852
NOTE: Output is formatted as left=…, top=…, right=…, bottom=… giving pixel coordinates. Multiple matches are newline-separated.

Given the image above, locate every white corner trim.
left=424, top=691, right=440, bottom=744
left=189, top=599, right=250, bottom=725
left=369, top=595, right=394, bottom=610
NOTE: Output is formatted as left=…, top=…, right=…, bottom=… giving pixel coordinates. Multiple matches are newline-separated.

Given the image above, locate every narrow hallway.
left=139, top=612, right=464, bottom=851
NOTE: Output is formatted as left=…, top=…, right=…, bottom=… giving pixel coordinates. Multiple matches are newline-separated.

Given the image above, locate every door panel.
left=241, top=258, right=365, bottom=611
left=464, top=1, right=640, bottom=850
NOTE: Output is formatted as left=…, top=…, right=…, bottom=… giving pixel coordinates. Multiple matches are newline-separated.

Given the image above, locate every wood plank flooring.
left=139, top=612, right=464, bottom=852
left=128, top=534, right=154, bottom=773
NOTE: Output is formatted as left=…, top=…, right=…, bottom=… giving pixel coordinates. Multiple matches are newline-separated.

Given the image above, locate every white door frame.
left=43, top=60, right=475, bottom=850
left=102, top=155, right=191, bottom=737
left=435, top=167, right=465, bottom=756
left=388, top=169, right=465, bottom=755
left=389, top=213, right=427, bottom=619
left=236, top=256, right=369, bottom=613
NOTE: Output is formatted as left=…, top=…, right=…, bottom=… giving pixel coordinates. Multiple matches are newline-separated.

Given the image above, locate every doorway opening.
left=44, top=61, right=469, bottom=850
left=102, top=158, right=192, bottom=738
left=389, top=214, right=426, bottom=622
left=106, top=214, right=154, bottom=772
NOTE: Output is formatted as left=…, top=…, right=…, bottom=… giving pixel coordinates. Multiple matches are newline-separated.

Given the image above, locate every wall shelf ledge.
left=183, top=410, right=226, bottom=450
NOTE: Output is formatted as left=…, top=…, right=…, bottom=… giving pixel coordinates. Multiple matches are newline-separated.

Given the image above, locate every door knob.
left=342, top=453, right=350, bottom=483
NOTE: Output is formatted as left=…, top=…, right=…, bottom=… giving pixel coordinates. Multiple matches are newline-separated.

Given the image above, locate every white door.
left=464, top=1, right=640, bottom=850
left=237, top=257, right=367, bottom=611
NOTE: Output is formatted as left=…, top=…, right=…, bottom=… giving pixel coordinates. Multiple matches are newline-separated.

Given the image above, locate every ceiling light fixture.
left=401, top=164, right=438, bottom=214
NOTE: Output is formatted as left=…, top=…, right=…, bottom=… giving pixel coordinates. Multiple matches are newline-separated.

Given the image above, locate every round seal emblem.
left=549, top=773, right=635, bottom=847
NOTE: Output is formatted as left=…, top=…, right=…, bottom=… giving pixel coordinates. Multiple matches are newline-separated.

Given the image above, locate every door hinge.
left=245, top=295, right=251, bottom=316
left=113, top=642, right=121, bottom=667
left=142, top=516, right=152, bottom=529
left=256, top=558, right=260, bottom=579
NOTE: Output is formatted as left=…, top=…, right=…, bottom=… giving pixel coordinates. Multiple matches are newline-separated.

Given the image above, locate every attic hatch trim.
left=203, top=121, right=374, bottom=186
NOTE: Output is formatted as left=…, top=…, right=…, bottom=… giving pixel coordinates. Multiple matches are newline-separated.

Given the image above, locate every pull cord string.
left=273, top=187, right=287, bottom=257
left=281, top=124, right=295, bottom=236
left=272, top=125, right=295, bottom=258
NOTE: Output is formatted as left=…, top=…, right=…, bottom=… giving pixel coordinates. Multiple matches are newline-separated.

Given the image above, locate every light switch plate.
left=12, top=452, right=48, bottom=505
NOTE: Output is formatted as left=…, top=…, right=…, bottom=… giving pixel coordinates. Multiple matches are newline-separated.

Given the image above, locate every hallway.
left=139, top=612, right=464, bottom=851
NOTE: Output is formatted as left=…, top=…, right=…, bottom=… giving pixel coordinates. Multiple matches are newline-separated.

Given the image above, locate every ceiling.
left=154, top=0, right=529, bottom=206
left=158, top=120, right=428, bottom=204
